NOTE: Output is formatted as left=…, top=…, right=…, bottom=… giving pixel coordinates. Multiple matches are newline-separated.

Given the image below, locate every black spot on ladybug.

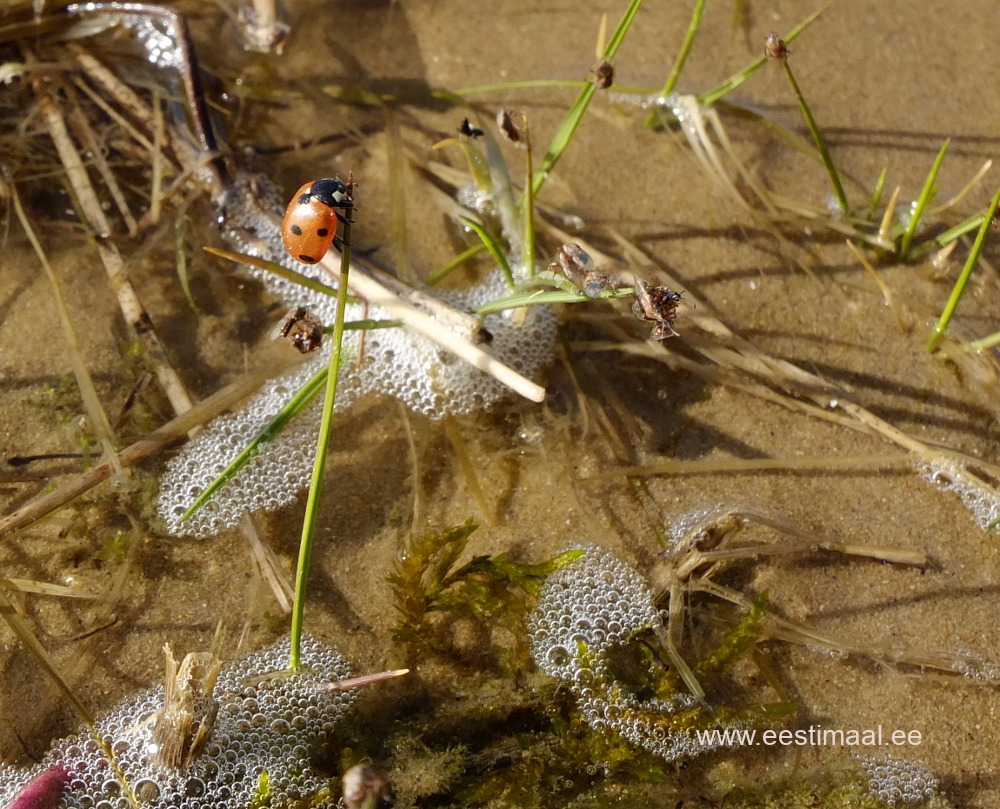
left=299, top=254, right=316, bottom=263
left=298, top=193, right=312, bottom=204
left=290, top=224, right=303, bottom=235
left=316, top=228, right=329, bottom=237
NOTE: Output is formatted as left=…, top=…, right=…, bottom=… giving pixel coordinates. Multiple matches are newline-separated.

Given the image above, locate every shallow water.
left=1, top=0, right=1000, bottom=805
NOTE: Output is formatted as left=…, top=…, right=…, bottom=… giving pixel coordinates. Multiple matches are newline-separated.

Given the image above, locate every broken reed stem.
left=926, top=187, right=1000, bottom=352
left=289, top=192, right=355, bottom=670
left=26, top=48, right=194, bottom=417
left=319, top=250, right=545, bottom=402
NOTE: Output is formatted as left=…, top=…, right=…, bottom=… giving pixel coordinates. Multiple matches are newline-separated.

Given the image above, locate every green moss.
left=388, top=519, right=582, bottom=671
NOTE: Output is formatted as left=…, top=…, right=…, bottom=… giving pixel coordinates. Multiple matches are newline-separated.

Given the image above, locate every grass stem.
left=780, top=57, right=848, bottom=213
left=644, top=0, right=706, bottom=126
left=697, top=4, right=829, bottom=107
left=899, top=139, right=948, bottom=261
left=531, top=0, right=643, bottom=196
left=290, top=188, right=356, bottom=670
left=925, top=187, right=1000, bottom=353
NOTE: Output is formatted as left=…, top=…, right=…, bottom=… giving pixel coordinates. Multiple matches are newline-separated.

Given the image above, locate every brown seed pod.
left=593, top=60, right=615, bottom=89
left=764, top=32, right=789, bottom=60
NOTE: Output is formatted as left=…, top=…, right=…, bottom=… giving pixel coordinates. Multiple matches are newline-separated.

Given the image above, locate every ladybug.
left=281, top=178, right=354, bottom=264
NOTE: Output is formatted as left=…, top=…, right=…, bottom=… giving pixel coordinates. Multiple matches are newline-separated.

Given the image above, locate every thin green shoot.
left=473, top=285, right=636, bottom=317
left=290, top=186, right=356, bottom=670
left=898, top=139, right=948, bottom=261
left=461, top=216, right=515, bottom=289
left=531, top=0, right=644, bottom=196
left=426, top=243, right=486, bottom=286
left=204, top=246, right=341, bottom=300
left=479, top=125, right=521, bottom=249
left=180, top=364, right=329, bottom=523
left=175, top=215, right=200, bottom=313
left=447, top=79, right=586, bottom=96
left=644, top=0, right=706, bottom=127
left=926, top=187, right=1000, bottom=353
left=433, top=136, right=492, bottom=192
left=960, top=329, right=1000, bottom=354
left=778, top=55, right=849, bottom=213
left=697, top=4, right=829, bottom=108
left=178, top=317, right=399, bottom=525
left=866, top=167, right=888, bottom=221
left=931, top=213, right=987, bottom=248
left=522, top=122, right=536, bottom=275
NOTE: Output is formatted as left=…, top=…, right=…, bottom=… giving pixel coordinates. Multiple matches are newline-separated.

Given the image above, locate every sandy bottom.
left=1, top=0, right=1000, bottom=805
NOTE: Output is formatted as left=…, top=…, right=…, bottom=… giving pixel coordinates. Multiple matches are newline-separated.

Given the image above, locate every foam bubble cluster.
left=0, top=636, right=356, bottom=809
left=916, top=459, right=1000, bottom=531
left=156, top=174, right=556, bottom=536
left=528, top=547, right=729, bottom=762
left=854, top=752, right=940, bottom=807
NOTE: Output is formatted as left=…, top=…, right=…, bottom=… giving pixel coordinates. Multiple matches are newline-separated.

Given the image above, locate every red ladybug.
left=281, top=178, right=354, bottom=264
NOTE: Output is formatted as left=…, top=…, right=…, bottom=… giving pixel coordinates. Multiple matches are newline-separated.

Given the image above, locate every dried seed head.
left=150, top=645, right=223, bottom=771
left=550, top=243, right=592, bottom=286
left=632, top=280, right=682, bottom=340
left=496, top=107, right=526, bottom=147
left=764, top=32, right=788, bottom=60
left=593, top=60, right=614, bottom=89
left=342, top=763, right=391, bottom=809
left=273, top=306, right=324, bottom=354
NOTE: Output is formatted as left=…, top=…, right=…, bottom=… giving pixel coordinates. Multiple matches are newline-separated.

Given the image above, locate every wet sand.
left=1, top=0, right=999, bottom=805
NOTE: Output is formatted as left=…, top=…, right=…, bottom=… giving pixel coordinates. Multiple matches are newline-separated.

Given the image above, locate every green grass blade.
left=933, top=213, right=987, bottom=248
left=180, top=364, right=329, bottom=523
left=898, top=139, right=949, bottom=261
left=926, top=187, right=1000, bottom=352
left=461, top=216, right=515, bottom=288
left=290, top=196, right=356, bottom=669
left=205, top=246, right=339, bottom=299
left=448, top=79, right=586, bottom=96
left=644, top=0, right=706, bottom=127
left=522, top=126, right=536, bottom=274
left=780, top=58, right=848, bottom=213
left=531, top=0, right=644, bottom=196
left=472, top=286, right=635, bottom=316
left=866, top=166, right=888, bottom=221
left=697, top=3, right=829, bottom=107
left=426, top=243, right=486, bottom=286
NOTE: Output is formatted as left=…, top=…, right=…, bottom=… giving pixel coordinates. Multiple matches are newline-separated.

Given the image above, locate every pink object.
left=6, top=765, right=71, bottom=809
